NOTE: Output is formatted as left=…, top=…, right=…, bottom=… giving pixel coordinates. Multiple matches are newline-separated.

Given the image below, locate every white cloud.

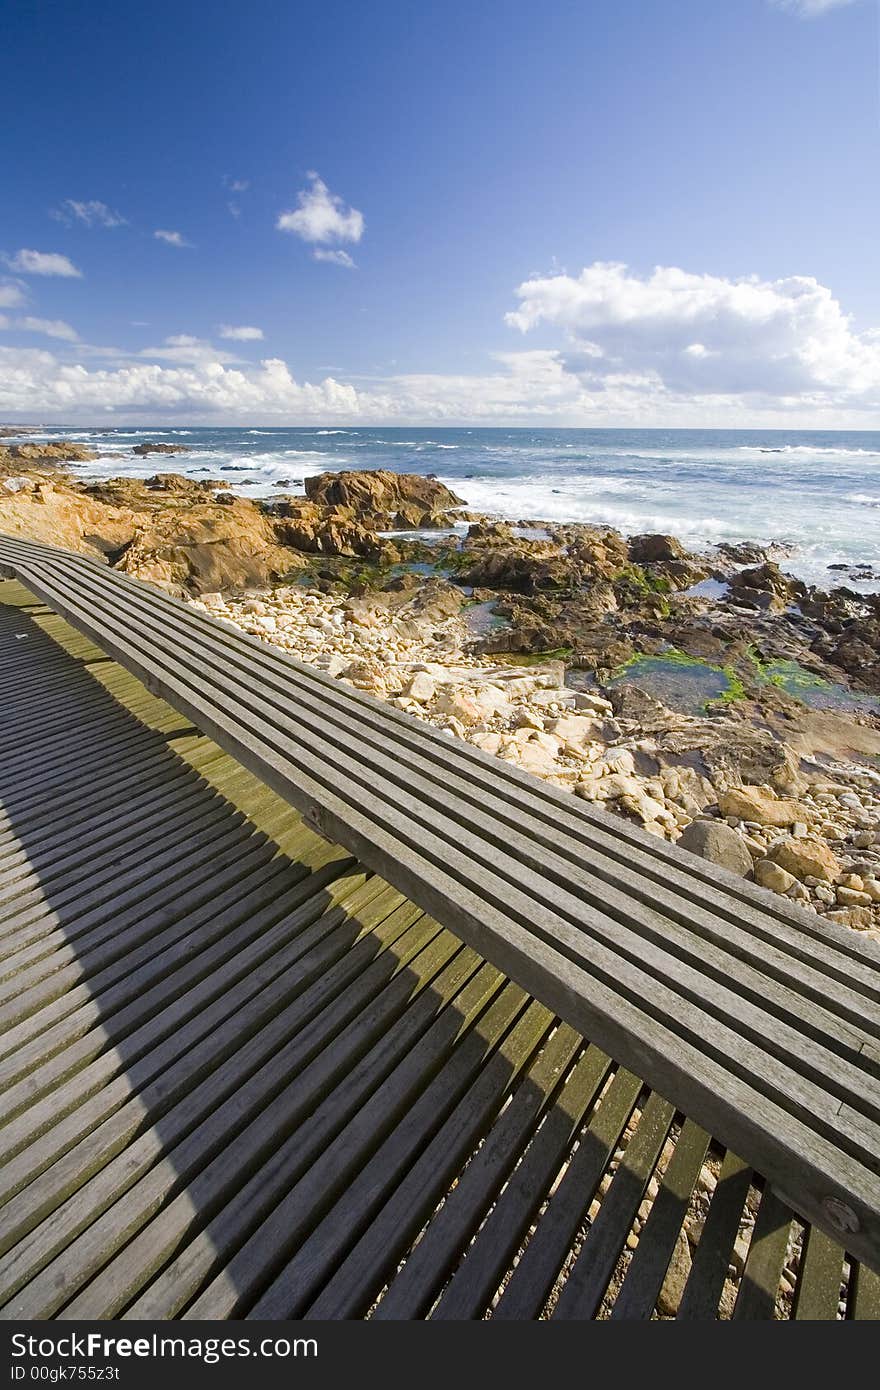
left=154, top=229, right=192, bottom=248
left=218, top=324, right=264, bottom=340
left=138, top=334, right=241, bottom=365
left=313, top=249, right=356, bottom=269
left=277, top=174, right=364, bottom=250
left=0, top=282, right=26, bottom=308
left=51, top=199, right=127, bottom=228
left=770, top=0, right=858, bottom=16
left=505, top=261, right=880, bottom=400
left=0, top=347, right=376, bottom=419
left=14, top=316, right=79, bottom=342
left=4, top=260, right=880, bottom=426
left=3, top=249, right=82, bottom=278
left=223, top=177, right=250, bottom=193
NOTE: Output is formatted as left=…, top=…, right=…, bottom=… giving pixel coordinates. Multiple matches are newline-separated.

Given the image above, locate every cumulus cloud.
left=506, top=261, right=880, bottom=401
left=770, top=0, right=858, bottom=16
left=51, top=199, right=127, bottom=228
left=4, top=259, right=880, bottom=426
left=154, top=229, right=192, bottom=248
left=218, top=324, right=264, bottom=340
left=0, top=282, right=26, bottom=308
left=277, top=174, right=364, bottom=262
left=3, top=249, right=82, bottom=277
left=0, top=347, right=377, bottom=420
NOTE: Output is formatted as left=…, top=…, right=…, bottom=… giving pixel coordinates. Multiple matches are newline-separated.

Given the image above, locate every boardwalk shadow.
left=0, top=588, right=457, bottom=1317
left=0, top=585, right=578, bottom=1323
left=2, top=586, right=848, bottom=1321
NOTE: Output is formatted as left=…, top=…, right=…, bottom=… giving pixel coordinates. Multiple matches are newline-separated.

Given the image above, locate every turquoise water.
left=19, top=424, right=880, bottom=589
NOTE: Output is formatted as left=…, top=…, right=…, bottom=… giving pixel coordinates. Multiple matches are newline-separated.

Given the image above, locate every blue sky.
left=1, top=0, right=878, bottom=425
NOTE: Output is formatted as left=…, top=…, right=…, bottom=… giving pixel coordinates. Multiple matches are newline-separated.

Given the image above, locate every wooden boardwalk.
left=0, top=574, right=878, bottom=1318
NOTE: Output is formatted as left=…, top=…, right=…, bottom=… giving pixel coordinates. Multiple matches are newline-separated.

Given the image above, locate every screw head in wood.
left=821, top=1196, right=860, bottom=1234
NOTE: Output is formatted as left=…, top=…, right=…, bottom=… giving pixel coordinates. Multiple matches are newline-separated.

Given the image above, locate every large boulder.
left=145, top=473, right=222, bottom=496
left=131, top=442, right=191, bottom=456
left=677, top=820, right=754, bottom=877
left=114, top=499, right=304, bottom=594
left=0, top=441, right=97, bottom=467
left=728, top=562, right=805, bottom=612
left=717, top=786, right=812, bottom=827
left=304, top=469, right=464, bottom=525
left=767, top=836, right=841, bottom=884
left=566, top=527, right=629, bottom=578
left=459, top=545, right=580, bottom=593
left=0, top=482, right=137, bottom=556
left=628, top=533, right=687, bottom=564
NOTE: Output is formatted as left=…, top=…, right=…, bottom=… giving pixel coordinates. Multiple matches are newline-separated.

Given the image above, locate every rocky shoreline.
left=3, top=434, right=880, bottom=939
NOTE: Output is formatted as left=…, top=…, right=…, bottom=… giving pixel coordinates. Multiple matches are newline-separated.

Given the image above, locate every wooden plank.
left=0, top=826, right=337, bottom=1074
left=428, top=1045, right=612, bottom=1320
left=210, top=977, right=529, bottom=1321
left=551, top=1091, right=676, bottom=1319
left=491, top=1069, right=643, bottom=1320
left=0, top=839, right=347, bottom=1096
left=732, top=1186, right=794, bottom=1320
left=289, top=1001, right=556, bottom=1320
left=794, top=1227, right=844, bottom=1320
left=0, top=880, right=408, bottom=1221
left=371, top=1024, right=585, bottom=1320
left=849, top=1264, right=880, bottom=1320
left=610, top=1118, right=710, bottom=1319
left=0, top=900, right=439, bottom=1315
left=120, top=936, right=481, bottom=1321
left=676, top=1150, right=752, bottom=1320
left=0, top=865, right=365, bottom=1149
left=56, top=922, right=468, bottom=1320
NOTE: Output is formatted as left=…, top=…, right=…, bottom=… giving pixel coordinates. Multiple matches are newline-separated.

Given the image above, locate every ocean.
left=20, top=424, right=880, bottom=590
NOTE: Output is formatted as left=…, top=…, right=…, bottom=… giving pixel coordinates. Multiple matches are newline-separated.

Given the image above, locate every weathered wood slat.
left=427, top=1045, right=613, bottom=1320
left=552, top=1092, right=677, bottom=1319
left=118, top=937, right=482, bottom=1322
left=610, top=1118, right=711, bottom=1319
left=676, top=1149, right=753, bottom=1319
left=3, top=541, right=880, bottom=1269
left=794, top=1227, right=844, bottom=1320
left=367, top=1024, right=586, bottom=1321
left=0, top=560, right=869, bottom=1317
left=732, top=1187, right=795, bottom=1320
left=491, top=1069, right=644, bottom=1319
left=0, top=900, right=440, bottom=1315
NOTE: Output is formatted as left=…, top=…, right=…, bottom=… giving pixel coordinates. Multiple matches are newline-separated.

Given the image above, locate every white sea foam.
left=734, top=444, right=880, bottom=459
